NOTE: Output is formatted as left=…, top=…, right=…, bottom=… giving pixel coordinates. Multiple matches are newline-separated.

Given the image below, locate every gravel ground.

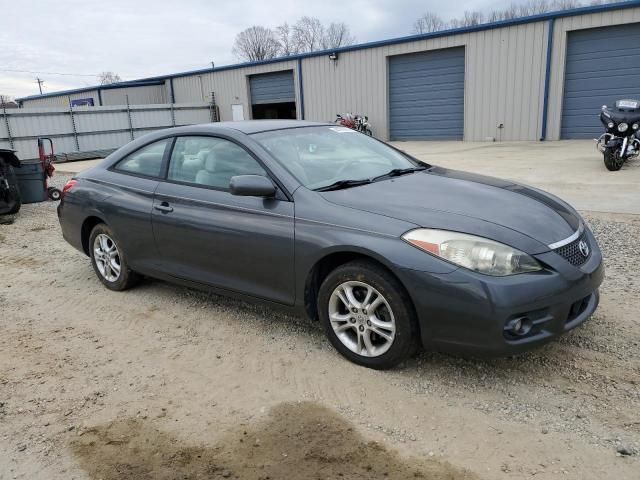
left=0, top=172, right=638, bottom=479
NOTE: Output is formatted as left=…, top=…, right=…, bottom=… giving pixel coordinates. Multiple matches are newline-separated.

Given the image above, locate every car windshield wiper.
left=314, top=178, right=372, bottom=192
left=372, top=166, right=427, bottom=182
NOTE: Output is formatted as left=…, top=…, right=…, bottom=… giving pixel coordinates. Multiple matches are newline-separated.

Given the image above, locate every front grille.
left=553, top=233, right=590, bottom=266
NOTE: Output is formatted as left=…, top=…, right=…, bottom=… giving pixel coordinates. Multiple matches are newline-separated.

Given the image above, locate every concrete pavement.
left=55, top=140, right=639, bottom=215
left=393, top=140, right=640, bottom=215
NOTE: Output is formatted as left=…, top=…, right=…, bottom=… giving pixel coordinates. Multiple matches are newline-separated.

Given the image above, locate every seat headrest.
left=205, top=152, right=216, bottom=171
left=214, top=147, right=237, bottom=171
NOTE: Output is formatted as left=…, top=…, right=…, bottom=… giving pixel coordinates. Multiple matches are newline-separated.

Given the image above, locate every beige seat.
left=195, top=152, right=218, bottom=186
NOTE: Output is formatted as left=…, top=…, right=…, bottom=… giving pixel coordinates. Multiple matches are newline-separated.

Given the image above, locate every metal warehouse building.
left=16, top=1, right=640, bottom=142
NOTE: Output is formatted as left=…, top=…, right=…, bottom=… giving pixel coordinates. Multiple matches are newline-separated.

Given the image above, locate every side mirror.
left=229, top=175, right=276, bottom=197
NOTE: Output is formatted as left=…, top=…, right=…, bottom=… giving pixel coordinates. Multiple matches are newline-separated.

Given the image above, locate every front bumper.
left=396, top=228, right=604, bottom=357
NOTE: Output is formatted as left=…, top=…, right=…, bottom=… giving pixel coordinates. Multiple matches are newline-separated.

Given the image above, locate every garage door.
left=561, top=23, right=640, bottom=139
left=249, top=71, right=295, bottom=105
left=389, top=47, right=465, bottom=140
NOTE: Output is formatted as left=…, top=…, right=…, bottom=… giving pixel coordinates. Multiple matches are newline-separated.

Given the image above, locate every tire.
left=604, top=149, right=624, bottom=171
left=317, top=260, right=419, bottom=369
left=365, top=128, right=372, bottom=136
left=48, top=187, right=61, bottom=201
left=7, top=185, right=21, bottom=214
left=89, top=223, right=139, bottom=291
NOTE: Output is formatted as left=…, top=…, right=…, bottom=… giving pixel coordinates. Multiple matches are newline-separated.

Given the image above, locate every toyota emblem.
left=578, top=240, right=590, bottom=258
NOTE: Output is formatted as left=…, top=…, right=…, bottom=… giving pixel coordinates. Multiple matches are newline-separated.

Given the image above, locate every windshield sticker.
left=330, top=126, right=356, bottom=133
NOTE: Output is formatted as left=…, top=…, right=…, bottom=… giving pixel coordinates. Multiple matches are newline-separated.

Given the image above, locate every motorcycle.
left=335, top=113, right=373, bottom=136
left=0, top=149, right=21, bottom=216
left=596, top=99, right=640, bottom=171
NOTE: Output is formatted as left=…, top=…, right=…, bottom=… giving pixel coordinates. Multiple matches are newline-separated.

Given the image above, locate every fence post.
left=126, top=95, right=134, bottom=140
left=68, top=102, right=80, bottom=151
left=1, top=98, right=14, bottom=149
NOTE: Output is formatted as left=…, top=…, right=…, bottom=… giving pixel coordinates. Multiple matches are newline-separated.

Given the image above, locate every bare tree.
left=322, top=22, right=356, bottom=49
left=232, top=26, right=281, bottom=61
left=412, top=13, right=447, bottom=34
left=98, top=72, right=122, bottom=85
left=449, top=11, right=485, bottom=28
left=276, top=22, right=298, bottom=56
left=552, top=0, right=582, bottom=8
left=292, top=16, right=325, bottom=53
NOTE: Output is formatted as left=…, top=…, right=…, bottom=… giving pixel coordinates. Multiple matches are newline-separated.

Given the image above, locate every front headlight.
left=402, top=229, right=542, bottom=276
left=618, top=122, right=629, bottom=132
left=608, top=122, right=615, bottom=129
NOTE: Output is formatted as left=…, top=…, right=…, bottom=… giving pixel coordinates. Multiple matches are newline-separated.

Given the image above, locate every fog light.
left=505, top=317, right=533, bottom=337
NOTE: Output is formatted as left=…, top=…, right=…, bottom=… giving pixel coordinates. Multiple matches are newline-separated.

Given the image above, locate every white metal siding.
left=101, top=85, right=167, bottom=105
left=301, top=22, right=548, bottom=141
left=16, top=5, right=640, bottom=142
left=20, top=90, right=100, bottom=108
left=547, top=6, right=640, bottom=140
left=171, top=61, right=300, bottom=121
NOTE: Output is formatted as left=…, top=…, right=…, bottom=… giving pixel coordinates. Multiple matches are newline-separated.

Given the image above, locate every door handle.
left=154, top=202, right=173, bottom=213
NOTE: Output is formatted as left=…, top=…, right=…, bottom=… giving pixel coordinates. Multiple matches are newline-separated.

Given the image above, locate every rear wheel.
left=89, top=224, right=139, bottom=291
left=604, top=149, right=624, bottom=171
left=317, top=260, right=418, bottom=369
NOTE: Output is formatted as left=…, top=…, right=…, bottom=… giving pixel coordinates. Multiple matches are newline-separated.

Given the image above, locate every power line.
left=0, top=68, right=100, bottom=77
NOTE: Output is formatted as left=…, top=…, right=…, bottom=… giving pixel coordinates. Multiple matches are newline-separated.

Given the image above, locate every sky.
left=2, top=0, right=540, bottom=99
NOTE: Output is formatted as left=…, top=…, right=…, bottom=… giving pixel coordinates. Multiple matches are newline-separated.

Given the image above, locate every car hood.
left=319, top=167, right=581, bottom=252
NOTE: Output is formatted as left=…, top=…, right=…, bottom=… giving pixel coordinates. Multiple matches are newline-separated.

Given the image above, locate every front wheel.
left=89, top=223, right=139, bottom=291
left=317, top=260, right=418, bottom=369
left=604, top=149, right=624, bottom=171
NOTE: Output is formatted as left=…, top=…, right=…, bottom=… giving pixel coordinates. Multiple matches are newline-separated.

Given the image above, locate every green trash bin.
left=14, top=160, right=47, bottom=204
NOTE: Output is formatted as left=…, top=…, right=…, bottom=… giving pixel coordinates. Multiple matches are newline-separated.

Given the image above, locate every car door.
left=101, top=137, right=172, bottom=272
left=151, top=135, right=296, bottom=305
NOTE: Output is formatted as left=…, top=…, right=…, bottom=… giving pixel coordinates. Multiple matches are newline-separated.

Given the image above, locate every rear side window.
left=114, top=139, right=171, bottom=178
left=167, top=136, right=266, bottom=190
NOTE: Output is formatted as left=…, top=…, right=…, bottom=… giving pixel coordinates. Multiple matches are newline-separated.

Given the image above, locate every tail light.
left=62, top=179, right=78, bottom=198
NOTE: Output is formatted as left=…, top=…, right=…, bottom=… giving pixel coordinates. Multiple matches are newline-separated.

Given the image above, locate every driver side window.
left=167, top=136, right=266, bottom=190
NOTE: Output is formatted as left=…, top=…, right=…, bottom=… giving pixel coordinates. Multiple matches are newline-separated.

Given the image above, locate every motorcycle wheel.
left=365, top=128, right=372, bottom=136
left=604, top=149, right=624, bottom=171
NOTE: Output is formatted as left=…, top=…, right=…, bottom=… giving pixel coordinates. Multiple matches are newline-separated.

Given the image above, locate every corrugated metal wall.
left=19, top=90, right=101, bottom=108
left=0, top=103, right=211, bottom=159
left=172, top=61, right=300, bottom=122
left=101, top=84, right=167, bottom=105
left=547, top=7, right=640, bottom=140
left=301, top=21, right=548, bottom=141
left=15, top=5, right=640, bottom=141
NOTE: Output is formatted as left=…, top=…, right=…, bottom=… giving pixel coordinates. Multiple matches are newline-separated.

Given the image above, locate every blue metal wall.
left=249, top=70, right=295, bottom=105
left=388, top=47, right=465, bottom=140
left=561, top=22, right=640, bottom=139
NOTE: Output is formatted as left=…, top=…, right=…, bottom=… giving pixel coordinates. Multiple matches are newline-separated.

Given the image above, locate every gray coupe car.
left=58, top=121, right=604, bottom=369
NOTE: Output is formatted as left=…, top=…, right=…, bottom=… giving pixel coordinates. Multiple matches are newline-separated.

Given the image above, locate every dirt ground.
left=1, top=179, right=639, bottom=479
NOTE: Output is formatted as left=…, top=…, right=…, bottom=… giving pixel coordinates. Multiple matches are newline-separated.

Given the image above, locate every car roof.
left=213, top=120, right=333, bottom=134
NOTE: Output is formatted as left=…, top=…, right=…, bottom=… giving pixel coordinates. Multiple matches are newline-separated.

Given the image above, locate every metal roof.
left=16, top=0, right=640, bottom=102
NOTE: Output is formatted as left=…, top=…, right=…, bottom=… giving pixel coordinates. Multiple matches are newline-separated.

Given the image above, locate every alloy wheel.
left=93, top=233, right=122, bottom=282
left=328, top=281, right=396, bottom=357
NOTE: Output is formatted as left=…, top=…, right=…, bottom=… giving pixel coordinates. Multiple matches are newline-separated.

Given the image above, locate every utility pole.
left=35, top=77, right=44, bottom=94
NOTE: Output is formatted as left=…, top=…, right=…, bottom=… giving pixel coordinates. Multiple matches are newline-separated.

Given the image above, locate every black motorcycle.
left=0, top=149, right=21, bottom=216
left=597, top=99, right=640, bottom=171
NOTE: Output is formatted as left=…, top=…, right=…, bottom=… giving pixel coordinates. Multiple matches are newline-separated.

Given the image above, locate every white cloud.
left=0, top=0, right=548, bottom=98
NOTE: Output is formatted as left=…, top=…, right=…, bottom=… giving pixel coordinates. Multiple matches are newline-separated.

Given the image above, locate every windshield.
left=252, top=126, right=424, bottom=190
